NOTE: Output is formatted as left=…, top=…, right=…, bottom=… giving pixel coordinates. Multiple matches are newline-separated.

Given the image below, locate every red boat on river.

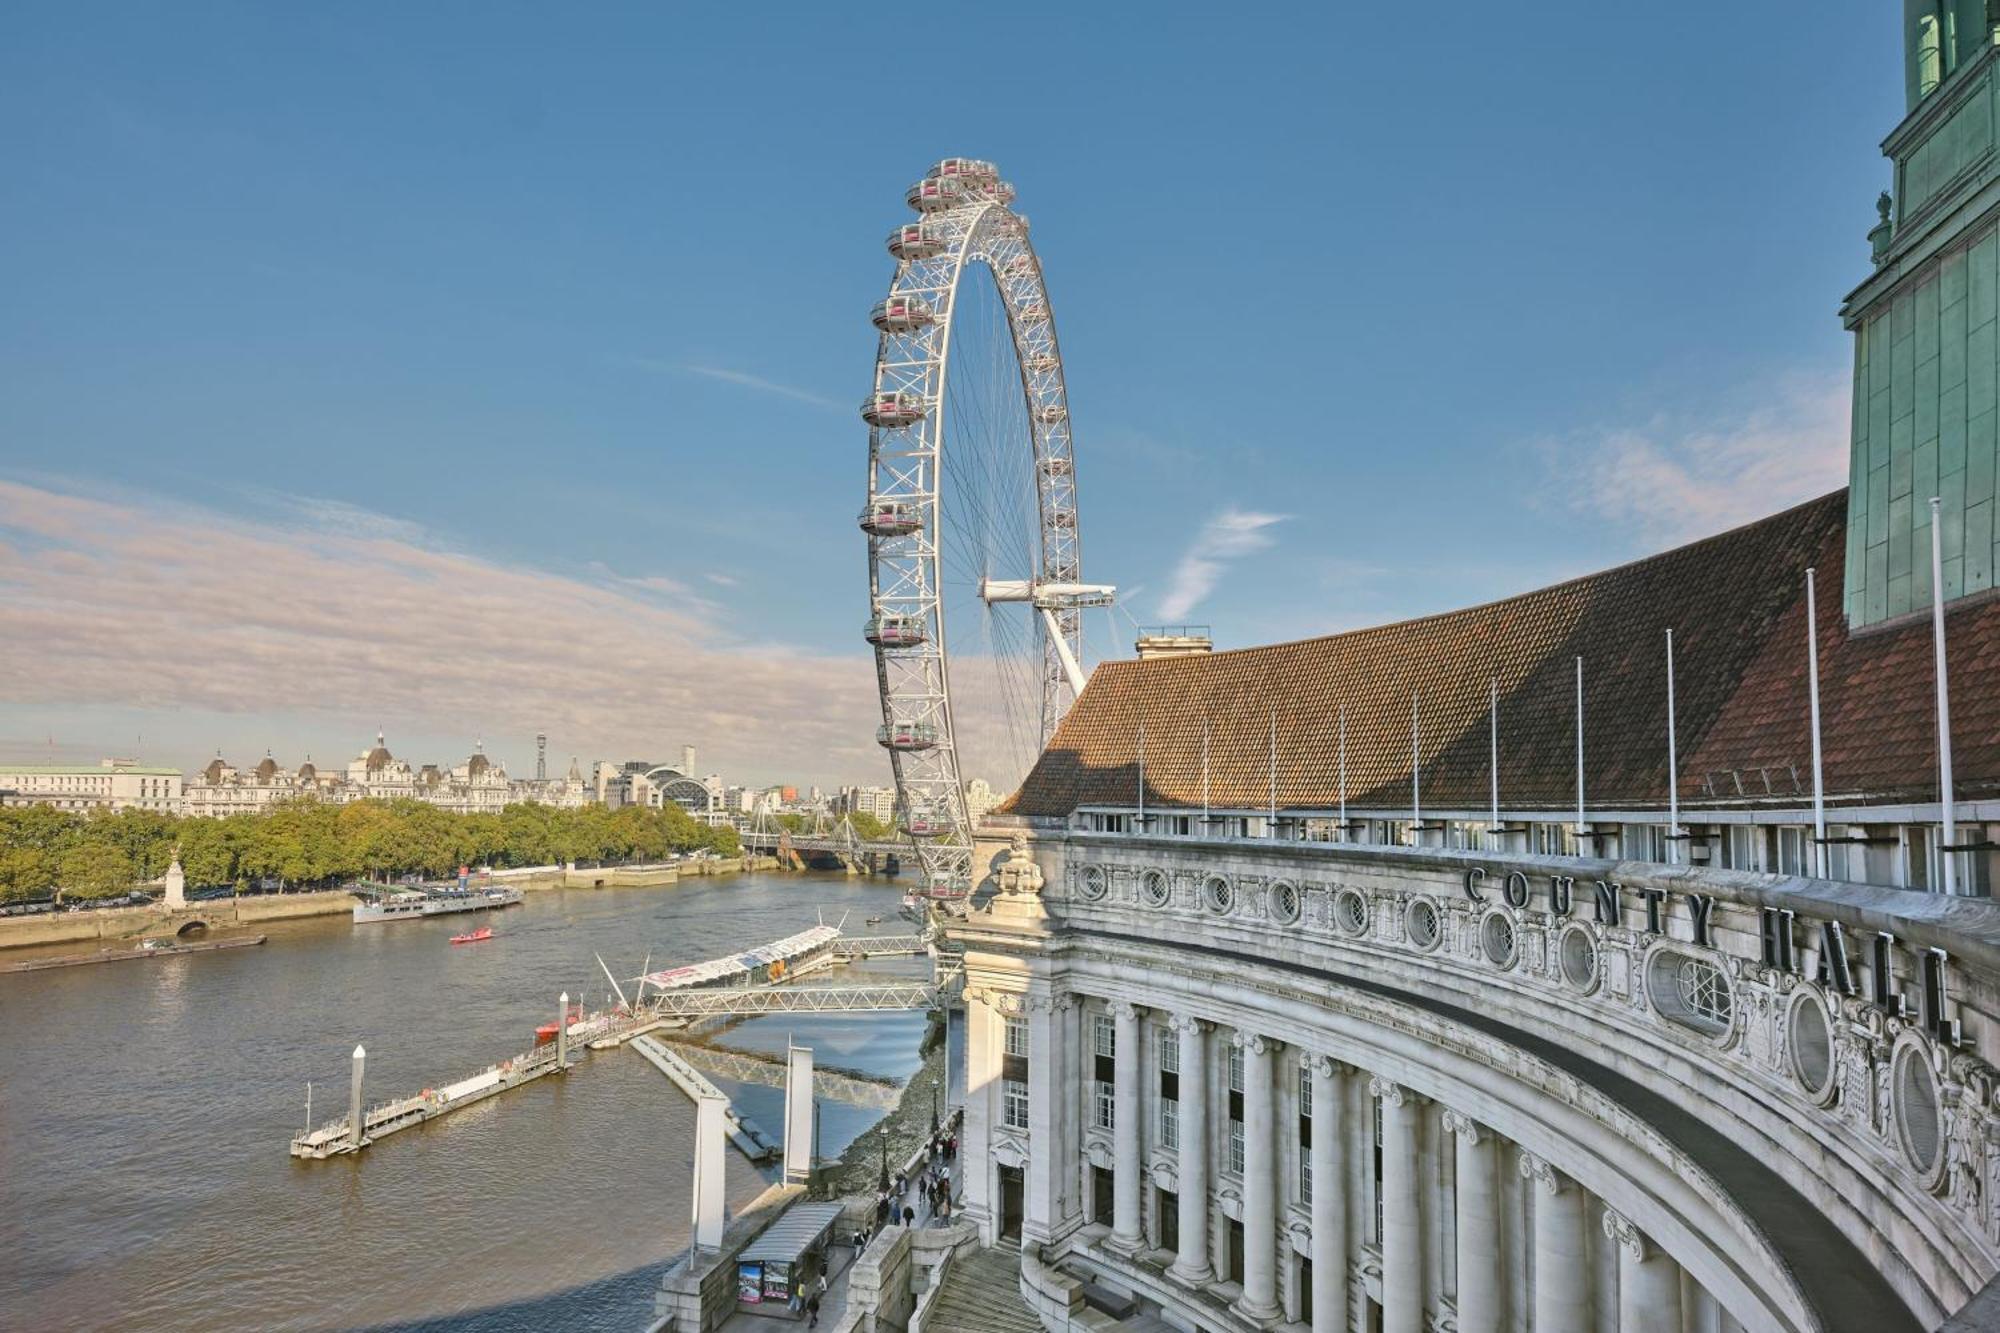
left=450, top=927, right=494, bottom=945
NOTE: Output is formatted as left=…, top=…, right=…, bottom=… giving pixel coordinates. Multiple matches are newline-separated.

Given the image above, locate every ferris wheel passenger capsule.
left=870, top=296, right=935, bottom=333
left=858, top=500, right=924, bottom=537
left=861, top=391, right=927, bottom=428
left=1034, top=404, right=1069, bottom=425
left=877, top=721, right=940, bottom=751
left=1023, top=352, right=1058, bottom=374
left=1014, top=301, right=1050, bottom=328
left=907, top=177, right=966, bottom=213
left=887, top=223, right=946, bottom=261
left=928, top=157, right=998, bottom=184
left=902, top=810, right=948, bottom=838
left=863, top=614, right=928, bottom=648
left=1039, top=455, right=1074, bottom=477
left=993, top=180, right=1017, bottom=204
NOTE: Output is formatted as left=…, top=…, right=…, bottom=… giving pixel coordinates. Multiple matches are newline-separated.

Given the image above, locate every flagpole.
left=1488, top=677, right=1499, bottom=851
left=1805, top=569, right=1827, bottom=878
left=1929, top=497, right=1958, bottom=895
left=1666, top=629, right=1680, bottom=865
left=1136, top=722, right=1145, bottom=830
left=1574, top=656, right=1586, bottom=848
left=1201, top=718, right=1210, bottom=829
left=1338, top=703, right=1348, bottom=843
left=1410, top=692, right=1421, bottom=847
left=1267, top=708, right=1278, bottom=836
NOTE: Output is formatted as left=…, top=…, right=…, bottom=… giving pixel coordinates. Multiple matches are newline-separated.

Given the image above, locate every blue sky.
left=0, top=2, right=1898, bottom=788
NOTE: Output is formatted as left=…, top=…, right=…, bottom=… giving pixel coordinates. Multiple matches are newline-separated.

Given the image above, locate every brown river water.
left=0, top=872, right=925, bottom=1332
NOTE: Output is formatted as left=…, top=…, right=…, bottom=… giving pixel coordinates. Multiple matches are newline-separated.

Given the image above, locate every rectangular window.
left=1004, top=1017, right=1028, bottom=1058
left=1372, top=1096, right=1384, bottom=1241
left=1094, top=1082, right=1115, bottom=1131
left=1161, top=1096, right=1179, bottom=1150
left=1003, top=1078, right=1029, bottom=1129
left=1160, top=1027, right=1179, bottom=1074
left=1778, top=826, right=1808, bottom=876
left=1095, top=1016, right=1116, bottom=1059
left=1226, top=1040, right=1245, bottom=1175
left=1298, top=1061, right=1313, bottom=1203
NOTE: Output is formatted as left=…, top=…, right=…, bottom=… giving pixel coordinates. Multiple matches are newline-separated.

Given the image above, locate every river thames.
left=0, top=871, right=923, bottom=1332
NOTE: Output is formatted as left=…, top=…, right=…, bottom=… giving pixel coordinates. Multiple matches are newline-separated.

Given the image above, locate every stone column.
left=1443, top=1110, right=1500, bottom=1333
left=959, top=989, right=997, bottom=1238
left=1309, top=1056, right=1349, bottom=1333
left=1169, top=1015, right=1213, bottom=1286
left=1233, top=1035, right=1282, bottom=1322
left=1109, top=1000, right=1145, bottom=1251
left=1371, top=1078, right=1424, bottom=1333
left=1519, top=1152, right=1587, bottom=1332
left=1025, top=994, right=1061, bottom=1244
left=1605, top=1211, right=1682, bottom=1333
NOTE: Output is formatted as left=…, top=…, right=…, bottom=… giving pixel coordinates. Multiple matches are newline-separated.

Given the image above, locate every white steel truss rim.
left=863, top=185, right=1090, bottom=899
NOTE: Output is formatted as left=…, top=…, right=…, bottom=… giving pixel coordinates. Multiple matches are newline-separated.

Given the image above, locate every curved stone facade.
left=950, top=826, right=2000, bottom=1331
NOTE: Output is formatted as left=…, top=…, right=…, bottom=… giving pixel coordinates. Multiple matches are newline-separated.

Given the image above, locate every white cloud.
left=0, top=480, right=882, bottom=786
left=1541, top=371, right=1850, bottom=546
left=656, top=361, right=845, bottom=411
left=1156, top=507, right=1289, bottom=621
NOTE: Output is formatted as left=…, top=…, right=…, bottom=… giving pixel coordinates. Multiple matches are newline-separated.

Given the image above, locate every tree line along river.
left=0, top=871, right=923, bottom=1332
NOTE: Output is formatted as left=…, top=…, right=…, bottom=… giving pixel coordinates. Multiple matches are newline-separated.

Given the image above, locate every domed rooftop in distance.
left=364, top=730, right=393, bottom=772
left=202, top=754, right=226, bottom=785
left=255, top=752, right=277, bottom=782
left=466, top=741, right=490, bottom=779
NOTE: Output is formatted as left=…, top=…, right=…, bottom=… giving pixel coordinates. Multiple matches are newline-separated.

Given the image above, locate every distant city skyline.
left=0, top=2, right=1895, bottom=788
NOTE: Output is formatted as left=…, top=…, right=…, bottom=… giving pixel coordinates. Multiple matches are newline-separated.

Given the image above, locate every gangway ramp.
left=662, top=1040, right=901, bottom=1110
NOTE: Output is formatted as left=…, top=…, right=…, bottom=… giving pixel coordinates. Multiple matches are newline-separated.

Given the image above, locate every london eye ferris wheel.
left=858, top=158, right=1114, bottom=904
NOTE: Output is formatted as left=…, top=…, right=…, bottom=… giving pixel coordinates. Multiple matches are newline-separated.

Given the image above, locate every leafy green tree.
left=847, top=811, right=890, bottom=841
left=59, top=841, right=134, bottom=901
left=0, top=846, right=56, bottom=901
left=177, top=818, right=240, bottom=889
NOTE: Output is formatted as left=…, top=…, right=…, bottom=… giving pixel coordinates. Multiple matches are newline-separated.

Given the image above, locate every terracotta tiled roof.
left=1008, top=490, right=2000, bottom=818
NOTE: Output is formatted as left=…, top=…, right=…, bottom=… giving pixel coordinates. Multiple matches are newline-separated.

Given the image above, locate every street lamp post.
left=930, top=1076, right=940, bottom=1135
left=877, top=1125, right=890, bottom=1193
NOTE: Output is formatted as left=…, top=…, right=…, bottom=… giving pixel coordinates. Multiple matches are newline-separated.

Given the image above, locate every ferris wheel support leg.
left=1042, top=607, right=1089, bottom=697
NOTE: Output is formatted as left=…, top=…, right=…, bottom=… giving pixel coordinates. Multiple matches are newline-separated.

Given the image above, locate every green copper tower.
left=1843, top=1, right=2000, bottom=625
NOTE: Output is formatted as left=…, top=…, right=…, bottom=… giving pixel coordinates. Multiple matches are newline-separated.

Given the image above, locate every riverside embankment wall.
left=0, top=855, right=785, bottom=952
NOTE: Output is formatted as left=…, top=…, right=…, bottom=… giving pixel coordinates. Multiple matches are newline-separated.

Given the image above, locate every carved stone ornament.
left=1601, top=1209, right=1651, bottom=1262
left=1441, top=1108, right=1484, bottom=1143
left=996, top=830, right=1045, bottom=897
left=1517, top=1150, right=1565, bottom=1195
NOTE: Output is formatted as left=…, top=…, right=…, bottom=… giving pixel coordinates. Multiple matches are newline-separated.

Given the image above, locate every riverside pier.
left=286, top=926, right=943, bottom=1161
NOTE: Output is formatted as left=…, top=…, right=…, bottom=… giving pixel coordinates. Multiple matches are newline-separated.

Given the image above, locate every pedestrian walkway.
left=923, top=1240, right=1038, bottom=1333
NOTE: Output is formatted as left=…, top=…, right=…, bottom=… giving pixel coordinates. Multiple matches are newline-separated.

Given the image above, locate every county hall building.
left=930, top=11, right=2000, bottom=1333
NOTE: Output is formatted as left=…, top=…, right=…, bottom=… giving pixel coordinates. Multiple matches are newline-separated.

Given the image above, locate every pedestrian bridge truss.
left=646, top=981, right=942, bottom=1019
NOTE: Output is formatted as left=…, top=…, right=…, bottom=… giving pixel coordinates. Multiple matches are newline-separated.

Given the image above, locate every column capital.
left=1105, top=999, right=1144, bottom=1022
left=1367, top=1076, right=1424, bottom=1108
left=1516, top=1150, right=1569, bottom=1195
left=1309, top=1052, right=1351, bottom=1079
left=1232, top=1031, right=1277, bottom=1057
left=1165, top=1013, right=1210, bottom=1035
left=1440, top=1108, right=1485, bottom=1143
left=1601, top=1209, right=1653, bottom=1262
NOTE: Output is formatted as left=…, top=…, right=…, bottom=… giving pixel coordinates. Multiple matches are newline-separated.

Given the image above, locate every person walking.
left=902, top=1204, right=915, bottom=1227
left=808, top=1292, right=821, bottom=1328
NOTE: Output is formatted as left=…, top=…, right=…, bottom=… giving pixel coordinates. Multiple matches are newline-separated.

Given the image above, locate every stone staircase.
left=922, top=1240, right=1041, bottom=1333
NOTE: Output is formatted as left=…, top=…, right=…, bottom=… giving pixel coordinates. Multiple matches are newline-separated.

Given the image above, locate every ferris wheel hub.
left=977, top=578, right=1117, bottom=611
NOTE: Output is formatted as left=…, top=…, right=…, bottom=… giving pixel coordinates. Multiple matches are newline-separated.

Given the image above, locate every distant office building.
left=962, top=777, right=997, bottom=826
left=0, top=759, right=183, bottom=815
